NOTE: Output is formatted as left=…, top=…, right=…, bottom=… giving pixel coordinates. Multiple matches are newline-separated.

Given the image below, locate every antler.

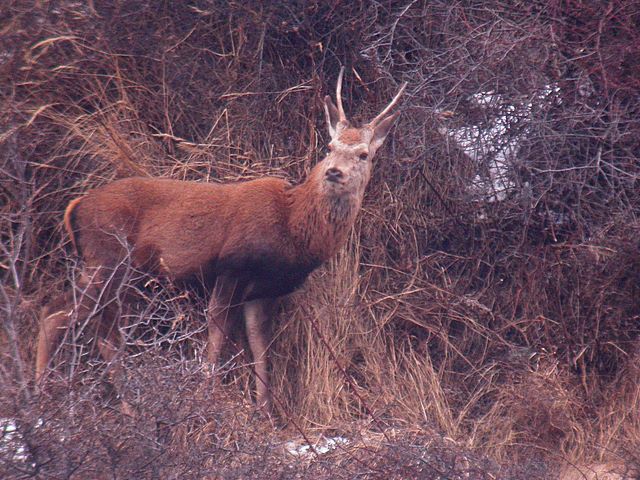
left=335, top=66, right=347, bottom=123
left=368, top=81, right=408, bottom=128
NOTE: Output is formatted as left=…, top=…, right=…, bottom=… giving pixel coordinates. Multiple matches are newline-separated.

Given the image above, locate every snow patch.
left=1, top=418, right=27, bottom=463
left=285, top=436, right=349, bottom=458
left=438, top=85, right=560, bottom=204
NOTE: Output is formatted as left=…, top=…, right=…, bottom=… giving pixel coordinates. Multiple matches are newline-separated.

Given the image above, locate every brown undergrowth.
left=1, top=1, right=639, bottom=478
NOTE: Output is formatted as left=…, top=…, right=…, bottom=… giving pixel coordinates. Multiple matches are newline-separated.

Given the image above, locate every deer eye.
left=358, top=152, right=368, bottom=161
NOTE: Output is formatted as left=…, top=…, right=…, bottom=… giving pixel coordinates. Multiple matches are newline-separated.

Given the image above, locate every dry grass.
left=1, top=1, right=639, bottom=478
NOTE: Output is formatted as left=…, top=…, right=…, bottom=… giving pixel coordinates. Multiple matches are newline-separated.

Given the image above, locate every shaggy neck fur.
left=287, top=164, right=363, bottom=264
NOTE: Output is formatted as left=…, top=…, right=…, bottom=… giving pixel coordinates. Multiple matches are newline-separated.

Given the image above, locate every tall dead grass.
left=1, top=1, right=639, bottom=478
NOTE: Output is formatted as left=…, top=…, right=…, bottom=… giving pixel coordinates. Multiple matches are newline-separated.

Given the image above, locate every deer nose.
left=325, top=167, right=344, bottom=182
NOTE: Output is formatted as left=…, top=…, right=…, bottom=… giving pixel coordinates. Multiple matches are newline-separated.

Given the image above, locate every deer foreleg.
left=243, top=298, right=273, bottom=411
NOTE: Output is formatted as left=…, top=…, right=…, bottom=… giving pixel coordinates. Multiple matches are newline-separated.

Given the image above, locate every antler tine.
left=368, top=81, right=408, bottom=127
left=335, top=66, right=347, bottom=122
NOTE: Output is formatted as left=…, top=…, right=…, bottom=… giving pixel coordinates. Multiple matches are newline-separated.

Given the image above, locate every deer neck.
left=287, top=167, right=363, bottom=264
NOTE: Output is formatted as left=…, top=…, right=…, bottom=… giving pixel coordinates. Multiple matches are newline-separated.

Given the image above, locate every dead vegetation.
left=1, top=1, right=639, bottom=478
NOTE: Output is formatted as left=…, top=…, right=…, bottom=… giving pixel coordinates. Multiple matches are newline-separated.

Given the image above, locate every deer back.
left=66, top=176, right=321, bottom=297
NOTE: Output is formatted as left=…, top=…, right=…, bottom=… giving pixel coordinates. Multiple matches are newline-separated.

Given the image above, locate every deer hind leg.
left=89, top=260, right=147, bottom=416
left=93, top=267, right=140, bottom=365
left=206, top=276, right=242, bottom=370
left=93, top=301, right=136, bottom=416
left=243, top=298, right=274, bottom=411
left=35, top=267, right=110, bottom=383
left=35, top=293, right=75, bottom=383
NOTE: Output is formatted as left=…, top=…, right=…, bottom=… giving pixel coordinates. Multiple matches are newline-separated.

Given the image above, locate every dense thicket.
left=1, top=1, right=638, bottom=478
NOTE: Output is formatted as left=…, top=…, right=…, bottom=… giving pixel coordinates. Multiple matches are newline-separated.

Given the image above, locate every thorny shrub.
left=1, top=1, right=639, bottom=478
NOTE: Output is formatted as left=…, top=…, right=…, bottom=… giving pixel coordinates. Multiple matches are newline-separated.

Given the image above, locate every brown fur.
left=36, top=70, right=405, bottom=413
left=66, top=174, right=345, bottom=292
left=338, top=128, right=364, bottom=145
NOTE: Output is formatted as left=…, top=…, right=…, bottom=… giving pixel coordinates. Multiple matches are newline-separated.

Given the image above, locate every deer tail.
left=63, top=197, right=83, bottom=255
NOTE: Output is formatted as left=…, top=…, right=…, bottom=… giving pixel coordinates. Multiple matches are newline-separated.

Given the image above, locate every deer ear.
left=370, top=111, right=400, bottom=151
left=324, top=95, right=341, bottom=139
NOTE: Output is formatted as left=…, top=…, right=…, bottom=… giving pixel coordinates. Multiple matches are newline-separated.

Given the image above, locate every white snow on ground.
left=1, top=417, right=44, bottom=469
left=285, top=436, right=349, bottom=458
left=1, top=418, right=27, bottom=463
left=438, top=86, right=560, bottom=204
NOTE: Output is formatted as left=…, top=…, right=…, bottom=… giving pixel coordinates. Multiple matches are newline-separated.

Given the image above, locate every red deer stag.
left=35, top=67, right=406, bottom=412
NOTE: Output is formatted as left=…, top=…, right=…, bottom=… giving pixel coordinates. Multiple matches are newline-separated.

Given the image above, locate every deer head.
left=319, top=67, right=407, bottom=201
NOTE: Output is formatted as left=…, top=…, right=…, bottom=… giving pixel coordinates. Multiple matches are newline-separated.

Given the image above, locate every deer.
left=35, top=67, right=406, bottom=413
